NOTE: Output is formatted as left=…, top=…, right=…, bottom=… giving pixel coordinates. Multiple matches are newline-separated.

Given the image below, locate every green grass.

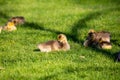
left=0, top=0, right=120, bottom=80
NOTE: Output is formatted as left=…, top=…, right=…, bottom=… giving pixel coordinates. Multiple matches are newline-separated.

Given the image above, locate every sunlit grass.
left=0, top=0, right=120, bottom=80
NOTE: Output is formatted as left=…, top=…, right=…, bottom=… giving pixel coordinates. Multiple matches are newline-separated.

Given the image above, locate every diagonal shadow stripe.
left=71, top=11, right=101, bottom=44
left=0, top=12, right=10, bottom=19
left=23, top=11, right=101, bottom=44
left=23, top=6, right=120, bottom=45
left=71, top=6, right=120, bottom=44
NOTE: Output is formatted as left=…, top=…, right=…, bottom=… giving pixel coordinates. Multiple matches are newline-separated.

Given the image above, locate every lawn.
left=0, top=0, right=120, bottom=80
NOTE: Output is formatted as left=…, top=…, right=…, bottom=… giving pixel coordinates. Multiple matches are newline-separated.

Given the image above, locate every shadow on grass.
left=91, top=47, right=114, bottom=59
left=71, top=6, right=120, bottom=44
left=0, top=11, right=10, bottom=24
left=23, top=22, right=65, bottom=35
left=23, top=11, right=101, bottom=44
left=33, top=49, right=40, bottom=52
left=23, top=21, right=81, bottom=43
left=39, top=74, right=58, bottom=80
left=111, top=39, right=120, bottom=47
left=71, top=11, right=101, bottom=44
left=0, top=12, right=10, bottom=19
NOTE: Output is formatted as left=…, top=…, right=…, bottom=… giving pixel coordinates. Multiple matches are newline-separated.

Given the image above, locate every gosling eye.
left=14, top=21, right=16, bottom=24
left=58, top=35, right=62, bottom=39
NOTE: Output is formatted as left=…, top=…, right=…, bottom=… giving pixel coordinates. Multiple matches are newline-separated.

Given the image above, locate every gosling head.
left=57, top=34, right=67, bottom=43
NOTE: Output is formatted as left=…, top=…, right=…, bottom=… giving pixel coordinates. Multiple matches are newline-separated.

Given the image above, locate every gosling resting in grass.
left=57, top=34, right=70, bottom=51
left=3, top=21, right=17, bottom=31
left=84, top=29, right=112, bottom=49
left=9, top=16, right=25, bottom=25
left=37, top=34, right=70, bottom=52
